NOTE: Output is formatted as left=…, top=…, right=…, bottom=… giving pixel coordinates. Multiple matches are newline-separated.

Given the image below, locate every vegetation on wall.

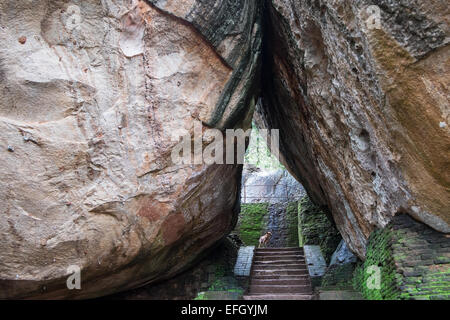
left=235, top=203, right=270, bottom=246
left=321, top=264, right=358, bottom=290
left=286, top=201, right=299, bottom=247
left=298, top=195, right=341, bottom=263
left=353, top=214, right=450, bottom=300
left=352, top=227, right=398, bottom=300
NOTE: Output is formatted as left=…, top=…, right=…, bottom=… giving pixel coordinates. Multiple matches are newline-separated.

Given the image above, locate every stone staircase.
left=243, top=247, right=315, bottom=300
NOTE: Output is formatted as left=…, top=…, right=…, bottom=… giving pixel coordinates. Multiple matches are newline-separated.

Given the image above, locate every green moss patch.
left=353, top=214, right=450, bottom=300
left=321, top=264, right=357, bottom=290
left=236, top=203, right=270, bottom=246
left=286, top=201, right=299, bottom=247
left=298, top=196, right=341, bottom=263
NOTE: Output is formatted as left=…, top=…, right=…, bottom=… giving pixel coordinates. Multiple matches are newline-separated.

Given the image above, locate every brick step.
left=251, top=278, right=311, bottom=286
left=252, top=269, right=309, bottom=276
left=253, top=260, right=306, bottom=265
left=243, top=294, right=314, bottom=300
left=254, top=254, right=305, bottom=260
left=249, top=284, right=312, bottom=294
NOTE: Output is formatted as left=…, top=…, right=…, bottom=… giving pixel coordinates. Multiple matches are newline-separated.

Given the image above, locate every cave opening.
left=233, top=117, right=305, bottom=249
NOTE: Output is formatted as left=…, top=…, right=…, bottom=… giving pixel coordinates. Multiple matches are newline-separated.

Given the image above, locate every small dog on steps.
left=258, top=231, right=272, bottom=248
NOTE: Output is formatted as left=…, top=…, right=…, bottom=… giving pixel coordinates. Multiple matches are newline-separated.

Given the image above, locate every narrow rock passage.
left=244, top=247, right=314, bottom=300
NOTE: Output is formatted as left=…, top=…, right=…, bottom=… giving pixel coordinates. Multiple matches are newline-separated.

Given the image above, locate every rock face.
left=241, top=166, right=306, bottom=204
left=0, top=0, right=261, bottom=298
left=329, top=240, right=357, bottom=267
left=258, top=0, right=450, bottom=258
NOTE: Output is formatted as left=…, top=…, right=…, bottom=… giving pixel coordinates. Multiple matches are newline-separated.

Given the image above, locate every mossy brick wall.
left=298, top=195, right=341, bottom=263
left=353, top=214, right=450, bottom=300
left=236, top=203, right=269, bottom=246
left=286, top=201, right=299, bottom=247
left=353, top=224, right=398, bottom=299
left=321, top=264, right=357, bottom=290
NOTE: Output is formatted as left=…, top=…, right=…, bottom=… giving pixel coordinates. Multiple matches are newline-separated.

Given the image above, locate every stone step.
left=253, top=264, right=307, bottom=270
left=254, top=254, right=305, bottom=260
left=249, top=284, right=313, bottom=294
left=254, top=251, right=303, bottom=257
left=246, top=247, right=313, bottom=300
left=252, top=274, right=310, bottom=280
left=252, top=264, right=308, bottom=270
left=253, top=259, right=306, bottom=265
left=251, top=278, right=311, bottom=286
left=255, top=247, right=303, bottom=253
left=243, top=294, right=314, bottom=300
left=256, top=247, right=303, bottom=251
left=252, top=269, right=309, bottom=276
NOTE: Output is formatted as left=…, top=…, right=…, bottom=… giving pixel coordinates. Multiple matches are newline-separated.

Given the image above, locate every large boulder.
left=258, top=0, right=449, bottom=258
left=0, top=0, right=261, bottom=298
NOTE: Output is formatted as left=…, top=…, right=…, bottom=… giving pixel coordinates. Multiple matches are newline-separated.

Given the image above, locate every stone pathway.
left=317, top=288, right=364, bottom=300
left=243, top=247, right=315, bottom=300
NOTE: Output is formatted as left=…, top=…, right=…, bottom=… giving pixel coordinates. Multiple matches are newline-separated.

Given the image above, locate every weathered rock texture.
left=241, top=166, right=306, bottom=204
left=0, top=0, right=261, bottom=298
left=258, top=0, right=450, bottom=258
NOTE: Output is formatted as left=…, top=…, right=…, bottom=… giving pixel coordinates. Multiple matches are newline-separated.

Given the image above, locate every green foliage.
left=194, top=292, right=206, bottom=300
left=244, top=122, right=285, bottom=171
left=237, top=203, right=270, bottom=246
left=286, top=201, right=299, bottom=247
left=297, top=196, right=341, bottom=263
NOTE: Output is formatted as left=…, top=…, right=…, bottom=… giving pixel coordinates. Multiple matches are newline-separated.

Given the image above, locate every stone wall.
left=321, top=264, right=356, bottom=290
left=286, top=201, right=299, bottom=247
left=234, top=203, right=270, bottom=246
left=235, top=201, right=299, bottom=248
left=298, top=196, right=342, bottom=263
left=354, top=214, right=450, bottom=300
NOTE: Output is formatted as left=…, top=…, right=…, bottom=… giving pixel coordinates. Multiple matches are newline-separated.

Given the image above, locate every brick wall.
left=298, top=196, right=341, bottom=263
left=354, top=214, right=450, bottom=300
